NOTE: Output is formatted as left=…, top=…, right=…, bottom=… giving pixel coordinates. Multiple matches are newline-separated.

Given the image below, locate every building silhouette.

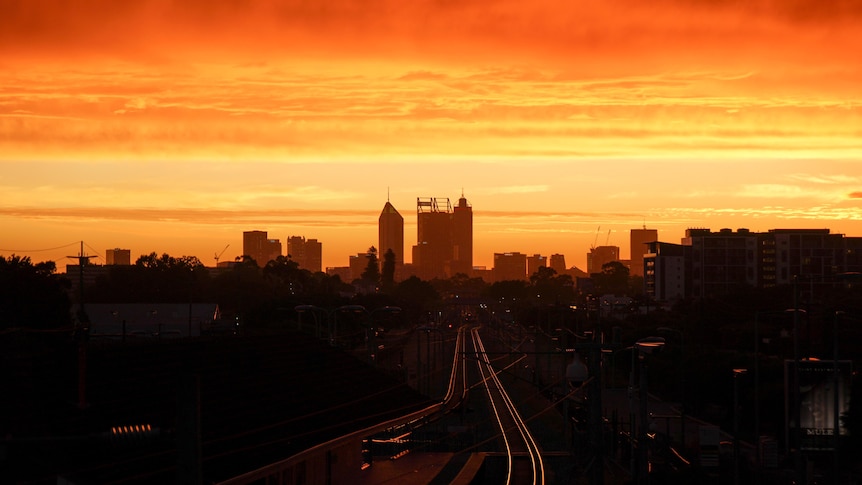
left=106, top=248, right=131, bottom=266
left=378, top=200, right=404, bottom=280
left=243, top=230, right=282, bottom=267
left=645, top=227, right=862, bottom=302
left=527, top=254, right=547, bottom=278
left=412, top=194, right=473, bottom=280
left=494, top=252, right=527, bottom=281
left=629, top=227, right=658, bottom=277
left=287, top=236, right=322, bottom=273
left=644, top=241, right=687, bottom=301
left=549, top=254, right=566, bottom=275
left=451, top=193, right=473, bottom=276
left=587, top=245, right=620, bottom=274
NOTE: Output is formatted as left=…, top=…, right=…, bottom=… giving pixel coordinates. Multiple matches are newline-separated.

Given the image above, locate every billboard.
left=784, top=359, right=853, bottom=451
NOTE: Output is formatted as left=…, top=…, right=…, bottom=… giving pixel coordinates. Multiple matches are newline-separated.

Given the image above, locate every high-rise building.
left=378, top=200, right=404, bottom=280
left=412, top=195, right=473, bottom=280
left=494, top=252, right=527, bottom=282
left=527, top=254, right=547, bottom=277
left=644, top=241, right=688, bottom=301
left=287, top=236, right=323, bottom=273
left=451, top=193, right=473, bottom=276
left=645, top=227, right=862, bottom=301
left=243, top=230, right=282, bottom=267
left=630, top=227, right=658, bottom=277
left=106, top=248, right=131, bottom=266
left=587, top=246, right=620, bottom=274
left=549, top=254, right=566, bottom=275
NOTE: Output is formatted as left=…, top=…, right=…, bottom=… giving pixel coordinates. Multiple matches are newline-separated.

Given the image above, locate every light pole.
left=733, top=368, right=748, bottom=485
left=629, top=336, right=665, bottom=485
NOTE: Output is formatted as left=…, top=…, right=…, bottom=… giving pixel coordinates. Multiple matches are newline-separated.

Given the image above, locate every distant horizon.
left=3, top=220, right=857, bottom=276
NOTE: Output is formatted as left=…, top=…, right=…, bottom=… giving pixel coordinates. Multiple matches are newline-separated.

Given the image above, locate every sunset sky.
left=2, top=0, right=861, bottom=271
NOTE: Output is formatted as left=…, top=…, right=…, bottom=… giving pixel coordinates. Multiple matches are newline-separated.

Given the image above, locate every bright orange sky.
left=2, top=0, right=861, bottom=271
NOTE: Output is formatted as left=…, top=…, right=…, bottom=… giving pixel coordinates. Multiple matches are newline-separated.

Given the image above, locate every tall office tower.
left=304, top=239, right=322, bottom=273
left=413, top=197, right=454, bottom=280
left=287, top=236, right=323, bottom=273
left=527, top=254, right=547, bottom=277
left=549, top=254, right=566, bottom=274
left=378, top=200, right=404, bottom=280
left=243, top=230, right=282, bottom=267
left=587, top=245, right=620, bottom=274
left=451, top=193, right=473, bottom=276
left=106, top=248, right=131, bottom=265
left=630, top=227, right=658, bottom=277
left=493, top=252, right=527, bottom=282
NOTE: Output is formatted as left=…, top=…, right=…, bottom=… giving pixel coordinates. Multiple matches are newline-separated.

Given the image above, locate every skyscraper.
left=412, top=194, right=473, bottom=280
left=287, top=236, right=323, bottom=273
left=527, top=254, right=547, bottom=277
left=494, top=252, right=527, bottom=282
left=413, top=197, right=453, bottom=280
left=378, top=200, right=404, bottom=280
left=243, top=230, right=282, bottom=267
left=630, top=227, right=658, bottom=277
left=549, top=254, right=567, bottom=274
left=451, top=193, right=473, bottom=276
left=587, top=245, right=620, bottom=274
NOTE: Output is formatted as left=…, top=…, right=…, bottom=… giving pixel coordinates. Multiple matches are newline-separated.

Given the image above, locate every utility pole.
left=67, top=241, right=96, bottom=410
left=67, top=241, right=96, bottom=323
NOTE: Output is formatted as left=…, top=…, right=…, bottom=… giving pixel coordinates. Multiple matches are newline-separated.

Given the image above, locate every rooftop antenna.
left=387, top=186, right=390, bottom=202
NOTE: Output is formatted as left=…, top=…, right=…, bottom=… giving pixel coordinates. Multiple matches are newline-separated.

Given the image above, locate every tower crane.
left=214, top=244, right=230, bottom=265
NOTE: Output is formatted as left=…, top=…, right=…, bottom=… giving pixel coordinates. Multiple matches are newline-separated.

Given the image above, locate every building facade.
left=587, top=246, right=620, bottom=274
left=412, top=195, right=473, bottom=280
left=106, top=248, right=131, bottom=266
left=243, top=230, right=282, bottom=267
left=494, top=252, right=527, bottom=281
left=287, top=236, right=323, bottom=273
left=378, top=201, right=404, bottom=280
left=645, top=227, right=862, bottom=301
left=629, top=228, right=658, bottom=277
left=451, top=194, right=473, bottom=276
left=643, top=241, right=688, bottom=302
left=527, top=254, right=547, bottom=278
left=549, top=254, right=566, bottom=275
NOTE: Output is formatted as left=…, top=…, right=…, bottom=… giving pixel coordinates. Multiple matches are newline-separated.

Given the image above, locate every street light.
left=629, top=336, right=665, bottom=485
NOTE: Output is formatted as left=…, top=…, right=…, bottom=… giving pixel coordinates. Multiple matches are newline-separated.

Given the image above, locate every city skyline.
left=2, top=1, right=861, bottom=270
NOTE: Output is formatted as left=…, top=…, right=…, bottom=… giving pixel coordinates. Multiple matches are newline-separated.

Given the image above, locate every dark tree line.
left=0, top=255, right=72, bottom=330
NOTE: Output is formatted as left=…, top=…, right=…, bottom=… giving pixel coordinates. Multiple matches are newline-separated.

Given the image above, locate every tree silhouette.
left=361, top=246, right=380, bottom=287
left=592, top=260, right=630, bottom=295
left=380, top=248, right=396, bottom=292
left=0, top=255, right=71, bottom=329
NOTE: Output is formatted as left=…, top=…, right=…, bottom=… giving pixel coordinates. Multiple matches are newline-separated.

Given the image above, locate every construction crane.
left=592, top=226, right=601, bottom=249
left=605, top=229, right=612, bottom=246
left=214, top=244, right=230, bottom=265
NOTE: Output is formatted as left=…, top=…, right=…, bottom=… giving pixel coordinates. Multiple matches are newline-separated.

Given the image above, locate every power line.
left=0, top=241, right=81, bottom=253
